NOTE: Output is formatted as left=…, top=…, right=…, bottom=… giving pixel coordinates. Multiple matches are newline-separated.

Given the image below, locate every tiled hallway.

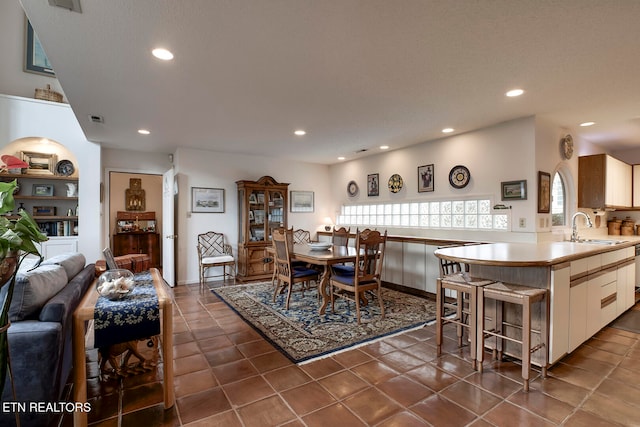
left=74, top=283, right=640, bottom=426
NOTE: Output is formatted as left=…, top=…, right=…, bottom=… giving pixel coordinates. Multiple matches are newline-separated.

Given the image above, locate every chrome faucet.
left=570, top=212, right=593, bottom=242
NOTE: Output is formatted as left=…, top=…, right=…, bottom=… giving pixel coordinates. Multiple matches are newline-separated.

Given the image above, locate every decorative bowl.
left=308, top=242, right=332, bottom=251
left=97, top=269, right=135, bottom=300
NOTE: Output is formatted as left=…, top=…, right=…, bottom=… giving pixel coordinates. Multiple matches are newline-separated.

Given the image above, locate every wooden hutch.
left=236, top=176, right=289, bottom=282
left=113, top=211, right=160, bottom=268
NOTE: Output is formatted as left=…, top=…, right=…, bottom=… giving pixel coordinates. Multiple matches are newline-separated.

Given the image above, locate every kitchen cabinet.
left=113, top=232, right=160, bottom=268
left=633, top=165, right=640, bottom=207
left=578, top=154, right=632, bottom=209
left=236, top=176, right=288, bottom=282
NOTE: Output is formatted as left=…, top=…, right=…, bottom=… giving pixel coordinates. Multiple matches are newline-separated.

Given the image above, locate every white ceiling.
left=20, top=0, right=640, bottom=165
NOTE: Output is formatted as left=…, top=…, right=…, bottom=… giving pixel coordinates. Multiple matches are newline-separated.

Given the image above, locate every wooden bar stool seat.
left=477, top=282, right=548, bottom=392
left=436, top=272, right=496, bottom=369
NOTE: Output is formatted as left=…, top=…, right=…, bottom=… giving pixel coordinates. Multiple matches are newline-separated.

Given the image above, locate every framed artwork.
left=538, top=171, right=551, bottom=213
left=367, top=174, right=379, bottom=197
left=20, top=151, right=57, bottom=175
left=290, top=191, right=314, bottom=212
left=192, top=187, right=224, bottom=213
left=418, top=164, right=434, bottom=192
left=24, top=18, right=55, bottom=77
left=32, top=184, right=54, bottom=196
left=501, top=180, right=527, bottom=200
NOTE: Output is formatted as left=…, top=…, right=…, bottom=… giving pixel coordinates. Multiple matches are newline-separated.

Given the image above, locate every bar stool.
left=436, top=270, right=495, bottom=370
left=477, top=282, right=548, bottom=392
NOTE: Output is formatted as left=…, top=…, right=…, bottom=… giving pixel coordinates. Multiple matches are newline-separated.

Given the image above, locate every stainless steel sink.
left=575, top=239, right=627, bottom=245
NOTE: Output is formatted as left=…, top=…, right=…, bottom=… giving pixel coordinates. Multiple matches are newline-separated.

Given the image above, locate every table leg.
left=162, top=300, right=175, bottom=408
left=318, top=266, right=331, bottom=314
left=72, top=316, right=87, bottom=427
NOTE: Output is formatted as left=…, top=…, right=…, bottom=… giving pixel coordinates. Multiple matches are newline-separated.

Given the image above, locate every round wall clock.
left=347, top=180, right=359, bottom=197
left=388, top=174, right=404, bottom=193
left=561, top=134, right=574, bottom=159
left=449, top=165, right=470, bottom=189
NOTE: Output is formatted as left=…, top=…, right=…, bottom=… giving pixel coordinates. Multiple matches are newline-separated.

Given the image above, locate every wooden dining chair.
left=330, top=229, right=388, bottom=324
left=331, top=226, right=350, bottom=247
left=293, top=229, right=312, bottom=244
left=197, top=231, right=236, bottom=287
left=272, top=228, right=320, bottom=309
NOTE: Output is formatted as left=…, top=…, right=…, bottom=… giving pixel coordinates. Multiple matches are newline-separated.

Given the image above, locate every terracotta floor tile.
left=401, top=340, right=439, bottom=362
left=507, top=389, right=575, bottom=424
left=464, top=371, right=522, bottom=398
left=360, top=340, right=402, bottom=357
left=560, top=351, right=618, bottom=374
left=432, top=353, right=477, bottom=378
left=191, top=325, right=228, bottom=339
left=583, top=338, right=630, bottom=356
left=529, top=376, right=590, bottom=407
left=609, top=365, right=640, bottom=386
left=405, top=364, right=458, bottom=392
left=172, top=353, right=209, bottom=376
left=121, top=381, right=164, bottom=413
left=301, top=402, right=366, bottom=427
left=249, top=350, right=292, bottom=372
left=343, top=387, right=403, bottom=425
left=185, top=410, right=243, bottom=427
left=203, top=345, right=245, bottom=367
left=410, top=394, right=477, bottom=427
left=280, top=381, right=337, bottom=415
left=376, top=375, right=434, bottom=407
left=331, top=348, right=373, bottom=368
left=318, top=370, right=370, bottom=399
left=175, top=387, right=231, bottom=425
left=173, top=369, right=218, bottom=398
left=570, top=345, right=625, bottom=365
left=172, top=341, right=201, bottom=359
left=236, top=339, right=277, bottom=358
left=222, top=375, right=276, bottom=407
left=580, top=391, right=640, bottom=426
left=196, top=334, right=234, bottom=352
left=262, top=365, right=313, bottom=392
left=211, top=359, right=259, bottom=384
left=404, top=325, right=436, bottom=341
left=120, top=403, right=180, bottom=426
left=595, top=378, right=640, bottom=408
left=547, top=363, right=606, bottom=390
left=563, top=409, right=625, bottom=427
left=236, top=395, right=297, bottom=427
left=300, top=357, right=345, bottom=379
left=375, top=410, right=430, bottom=427
left=382, top=333, right=420, bottom=349
left=483, top=401, right=555, bottom=427
left=379, top=349, right=427, bottom=373
left=351, top=360, right=400, bottom=385
left=440, top=380, right=502, bottom=415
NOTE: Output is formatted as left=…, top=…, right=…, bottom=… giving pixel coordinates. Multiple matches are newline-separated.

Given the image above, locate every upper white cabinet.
left=633, top=165, right=640, bottom=207
left=578, top=154, right=632, bottom=209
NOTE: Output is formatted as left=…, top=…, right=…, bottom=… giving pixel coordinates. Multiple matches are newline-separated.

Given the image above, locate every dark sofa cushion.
left=41, top=252, right=86, bottom=280
left=40, top=264, right=95, bottom=323
left=9, top=264, right=68, bottom=321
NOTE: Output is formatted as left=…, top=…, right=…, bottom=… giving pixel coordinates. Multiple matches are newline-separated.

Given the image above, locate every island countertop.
left=434, top=239, right=638, bottom=267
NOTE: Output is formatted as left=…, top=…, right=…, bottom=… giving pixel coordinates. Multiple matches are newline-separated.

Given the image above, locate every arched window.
left=551, top=172, right=566, bottom=226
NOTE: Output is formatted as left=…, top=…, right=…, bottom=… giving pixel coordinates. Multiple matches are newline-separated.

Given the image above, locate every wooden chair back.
left=198, top=231, right=232, bottom=258
left=354, top=229, right=387, bottom=282
left=293, top=229, right=311, bottom=244
left=331, top=226, right=351, bottom=248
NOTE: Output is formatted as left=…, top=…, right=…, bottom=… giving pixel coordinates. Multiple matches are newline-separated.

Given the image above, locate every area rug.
left=212, top=282, right=438, bottom=363
left=609, top=308, right=640, bottom=334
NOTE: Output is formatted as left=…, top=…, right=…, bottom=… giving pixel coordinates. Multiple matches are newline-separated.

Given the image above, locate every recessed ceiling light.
left=138, top=129, right=150, bottom=135
left=294, top=130, right=306, bottom=136
left=338, top=156, right=345, bottom=161
left=580, top=121, right=595, bottom=127
left=152, top=48, right=174, bottom=60
left=442, top=128, right=454, bottom=133
left=380, top=145, right=389, bottom=150
left=506, top=88, right=524, bottom=97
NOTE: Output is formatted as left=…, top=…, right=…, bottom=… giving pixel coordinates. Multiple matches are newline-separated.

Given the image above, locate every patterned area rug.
left=212, top=282, right=438, bottom=363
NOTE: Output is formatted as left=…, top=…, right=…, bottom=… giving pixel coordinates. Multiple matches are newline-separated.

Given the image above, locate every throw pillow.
left=9, top=264, right=68, bottom=321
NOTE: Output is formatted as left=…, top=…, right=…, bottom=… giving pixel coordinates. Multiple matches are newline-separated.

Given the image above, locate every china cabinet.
left=236, top=176, right=289, bottom=282
left=113, top=211, right=160, bottom=267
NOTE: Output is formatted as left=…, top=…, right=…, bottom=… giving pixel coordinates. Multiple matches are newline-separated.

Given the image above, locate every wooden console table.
left=72, top=268, right=174, bottom=427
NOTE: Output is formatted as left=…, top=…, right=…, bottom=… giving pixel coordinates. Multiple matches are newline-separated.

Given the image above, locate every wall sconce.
left=323, top=216, right=334, bottom=231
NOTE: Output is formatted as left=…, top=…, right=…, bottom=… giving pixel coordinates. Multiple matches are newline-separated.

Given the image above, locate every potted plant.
left=0, top=179, right=48, bottom=399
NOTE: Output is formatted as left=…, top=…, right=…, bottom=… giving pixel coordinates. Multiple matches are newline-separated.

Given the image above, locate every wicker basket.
left=34, top=84, right=63, bottom=103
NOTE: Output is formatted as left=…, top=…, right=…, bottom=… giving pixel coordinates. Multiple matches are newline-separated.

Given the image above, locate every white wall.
left=0, top=1, right=66, bottom=102
left=174, top=147, right=330, bottom=285
left=0, top=94, right=101, bottom=263
left=328, top=116, right=545, bottom=242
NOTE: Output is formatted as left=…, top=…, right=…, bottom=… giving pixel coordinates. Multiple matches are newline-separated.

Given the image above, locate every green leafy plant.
left=0, top=179, right=48, bottom=401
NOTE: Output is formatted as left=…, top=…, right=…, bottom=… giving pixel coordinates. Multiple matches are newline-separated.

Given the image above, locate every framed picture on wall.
left=192, top=187, right=224, bottom=213
left=501, top=180, right=527, bottom=200
left=418, top=164, right=434, bottom=192
left=538, top=171, right=551, bottom=213
left=24, top=18, right=55, bottom=77
left=367, top=174, right=379, bottom=197
left=290, top=191, right=314, bottom=212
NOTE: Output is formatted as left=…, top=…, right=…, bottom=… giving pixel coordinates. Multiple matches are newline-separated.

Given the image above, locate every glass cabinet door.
left=249, top=190, right=266, bottom=241
left=267, top=190, right=285, bottom=240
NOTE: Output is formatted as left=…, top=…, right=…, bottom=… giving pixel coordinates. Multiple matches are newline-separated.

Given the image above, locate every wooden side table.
left=72, top=268, right=174, bottom=427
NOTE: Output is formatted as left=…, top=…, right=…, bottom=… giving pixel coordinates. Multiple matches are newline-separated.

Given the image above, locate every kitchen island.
left=434, top=240, right=636, bottom=366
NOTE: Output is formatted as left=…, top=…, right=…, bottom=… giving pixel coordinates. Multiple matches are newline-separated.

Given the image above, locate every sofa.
left=0, top=252, right=95, bottom=427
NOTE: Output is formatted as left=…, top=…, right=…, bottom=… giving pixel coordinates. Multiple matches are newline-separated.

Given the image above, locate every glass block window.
left=337, top=198, right=509, bottom=231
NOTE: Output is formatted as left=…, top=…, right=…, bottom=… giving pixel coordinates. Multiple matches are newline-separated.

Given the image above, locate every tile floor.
left=64, top=283, right=640, bottom=427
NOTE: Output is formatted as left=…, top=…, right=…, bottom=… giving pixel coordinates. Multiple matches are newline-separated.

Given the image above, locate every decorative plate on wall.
left=388, top=174, right=404, bottom=193
left=347, top=180, right=359, bottom=197
left=560, top=134, right=574, bottom=159
left=449, top=165, right=470, bottom=189
left=55, top=159, right=75, bottom=176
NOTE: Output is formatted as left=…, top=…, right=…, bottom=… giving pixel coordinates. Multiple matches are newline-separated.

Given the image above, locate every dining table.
left=291, top=243, right=359, bottom=314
